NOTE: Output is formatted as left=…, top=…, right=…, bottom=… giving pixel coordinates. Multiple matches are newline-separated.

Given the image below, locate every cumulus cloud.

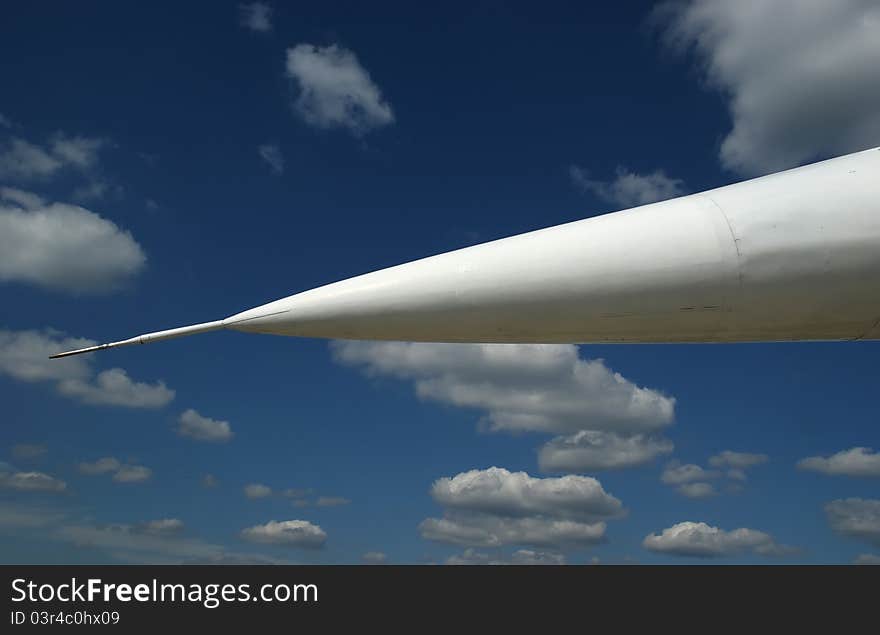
left=0, top=133, right=105, bottom=181
left=315, top=496, right=350, bottom=507
left=798, top=447, right=880, bottom=478
left=661, top=461, right=720, bottom=485
left=0, top=189, right=146, bottom=294
left=446, top=548, right=566, bottom=565
left=58, top=521, right=227, bottom=563
left=78, top=457, right=122, bottom=475
left=569, top=165, right=686, bottom=208
left=420, top=467, right=623, bottom=550
left=258, top=143, right=283, bottom=174
left=58, top=369, right=173, bottom=408
left=643, top=521, right=795, bottom=558
left=239, top=2, right=272, bottom=32
left=333, top=341, right=675, bottom=472
left=539, top=431, right=673, bottom=472
left=362, top=551, right=387, bottom=564
left=825, top=498, right=880, bottom=547
left=0, top=469, right=67, bottom=493
left=0, top=328, right=174, bottom=409
left=708, top=451, right=768, bottom=470
left=176, top=409, right=233, bottom=443
left=11, top=444, right=47, bottom=460
left=855, top=553, right=880, bottom=565
left=286, top=44, right=394, bottom=135
left=244, top=484, right=272, bottom=499
left=240, top=520, right=327, bottom=549
left=658, top=0, right=880, bottom=175
left=112, top=465, right=152, bottom=483
left=675, top=482, right=717, bottom=499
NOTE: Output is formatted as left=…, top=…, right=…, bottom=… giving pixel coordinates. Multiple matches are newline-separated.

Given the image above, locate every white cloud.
left=315, top=496, right=350, bottom=507
left=333, top=341, right=675, bottom=471
left=11, top=444, right=47, bottom=460
left=0, top=470, right=67, bottom=493
left=244, top=484, right=272, bottom=499
left=708, top=451, right=768, bottom=470
left=0, top=329, right=171, bottom=409
left=569, top=165, right=686, bottom=208
left=258, top=143, right=283, bottom=174
left=140, top=518, right=184, bottom=535
left=539, top=431, right=673, bottom=472
left=112, top=465, right=152, bottom=483
left=431, top=467, right=623, bottom=522
left=239, top=2, right=272, bottom=32
left=446, top=548, right=566, bottom=565
left=49, top=134, right=105, bottom=169
left=661, top=460, right=719, bottom=485
left=420, top=514, right=607, bottom=549
left=0, top=189, right=145, bottom=294
left=240, top=520, right=327, bottom=549
left=855, top=553, right=880, bottom=565
left=798, top=447, right=880, bottom=478
left=420, top=467, right=622, bottom=550
left=58, top=521, right=225, bottom=563
left=659, top=0, right=880, bottom=175
left=675, top=482, right=717, bottom=499
left=78, top=457, right=122, bottom=475
left=58, top=368, right=174, bottom=408
left=286, top=44, right=394, bottom=135
left=362, top=551, right=387, bottom=564
left=643, top=521, right=794, bottom=558
left=825, top=498, right=880, bottom=547
left=0, top=134, right=105, bottom=180
left=176, top=409, right=233, bottom=442
left=78, top=457, right=151, bottom=484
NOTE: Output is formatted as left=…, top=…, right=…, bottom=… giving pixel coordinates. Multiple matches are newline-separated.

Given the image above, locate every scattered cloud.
left=239, top=2, right=272, bottom=32
left=361, top=551, right=387, bottom=564
left=0, top=113, right=10, bottom=128
left=286, top=44, right=394, bottom=135
left=78, top=457, right=122, bottom=475
left=315, top=496, right=350, bottom=507
left=112, top=465, right=152, bottom=484
left=570, top=165, right=686, bottom=208
left=0, top=329, right=173, bottom=409
left=0, top=469, right=67, bottom=493
left=446, top=548, right=565, bottom=565
left=201, top=474, right=218, bottom=488
left=78, top=457, right=150, bottom=484
left=0, top=189, right=146, bottom=294
left=244, top=483, right=272, bottom=499
left=333, top=342, right=675, bottom=472
left=661, top=453, right=766, bottom=497
left=282, top=488, right=312, bottom=499
left=58, top=520, right=227, bottom=563
left=658, top=0, right=880, bottom=175
left=420, top=467, right=623, bottom=550
left=708, top=451, right=768, bottom=470
left=176, top=409, right=233, bottom=443
left=0, top=133, right=106, bottom=181
left=240, top=520, right=327, bottom=549
left=258, top=143, right=283, bottom=174
left=643, top=521, right=795, bottom=558
left=59, top=369, right=173, bottom=408
left=798, top=447, right=880, bottom=478
left=825, top=498, right=880, bottom=547
left=855, top=553, right=880, bottom=565
left=11, top=444, right=47, bottom=460
left=539, top=431, right=673, bottom=472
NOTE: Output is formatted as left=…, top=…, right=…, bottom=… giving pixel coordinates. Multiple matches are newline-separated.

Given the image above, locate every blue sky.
left=1, top=1, right=879, bottom=565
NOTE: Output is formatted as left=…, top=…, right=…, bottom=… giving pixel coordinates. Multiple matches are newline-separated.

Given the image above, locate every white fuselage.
left=224, top=147, right=880, bottom=343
